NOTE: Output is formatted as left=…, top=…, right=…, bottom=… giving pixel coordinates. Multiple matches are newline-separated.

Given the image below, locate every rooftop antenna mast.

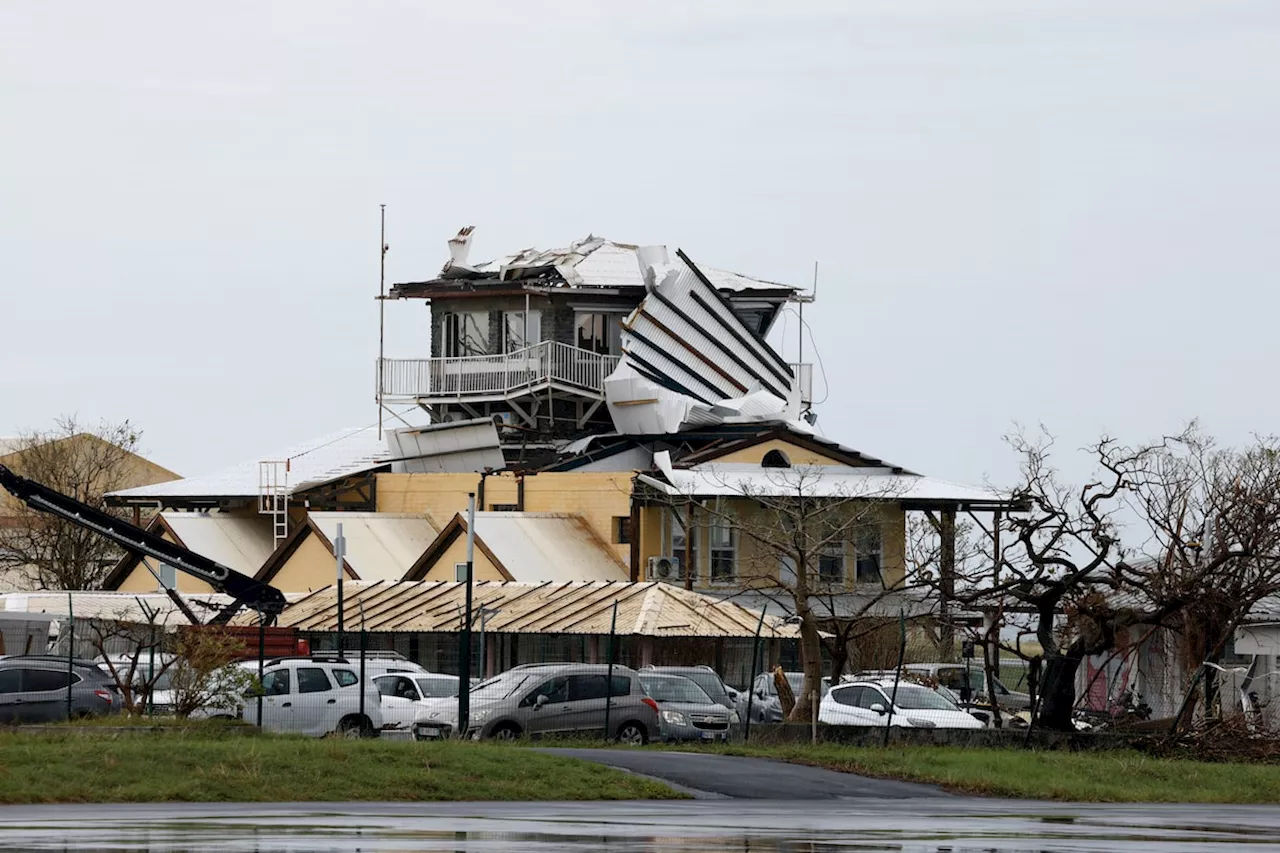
left=377, top=204, right=388, bottom=440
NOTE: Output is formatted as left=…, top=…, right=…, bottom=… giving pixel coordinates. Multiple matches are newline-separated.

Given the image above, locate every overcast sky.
left=3, top=1, right=1278, bottom=489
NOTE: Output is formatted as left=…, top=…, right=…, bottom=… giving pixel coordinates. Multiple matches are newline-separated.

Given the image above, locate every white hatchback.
left=243, top=660, right=383, bottom=737
left=374, top=672, right=460, bottom=734
left=820, top=680, right=984, bottom=730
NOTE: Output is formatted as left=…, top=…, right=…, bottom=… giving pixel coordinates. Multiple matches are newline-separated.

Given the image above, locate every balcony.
left=378, top=341, right=621, bottom=402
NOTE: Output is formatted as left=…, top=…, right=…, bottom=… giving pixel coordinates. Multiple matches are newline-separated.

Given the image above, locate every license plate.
left=416, top=727, right=443, bottom=740
left=701, top=731, right=716, bottom=740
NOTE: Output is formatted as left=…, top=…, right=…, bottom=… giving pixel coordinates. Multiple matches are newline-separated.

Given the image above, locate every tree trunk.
left=790, top=611, right=824, bottom=722
left=1037, top=641, right=1085, bottom=731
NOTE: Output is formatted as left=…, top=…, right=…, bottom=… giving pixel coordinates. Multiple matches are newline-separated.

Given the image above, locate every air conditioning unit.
left=647, top=555, right=682, bottom=581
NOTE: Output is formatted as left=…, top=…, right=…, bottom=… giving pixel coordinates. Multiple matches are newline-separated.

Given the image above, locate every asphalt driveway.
left=540, top=748, right=945, bottom=799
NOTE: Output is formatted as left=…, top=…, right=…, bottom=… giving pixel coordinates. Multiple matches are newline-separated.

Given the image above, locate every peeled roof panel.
left=308, top=513, right=439, bottom=583
left=109, top=426, right=392, bottom=501
left=160, top=512, right=274, bottom=576
left=643, top=465, right=1008, bottom=504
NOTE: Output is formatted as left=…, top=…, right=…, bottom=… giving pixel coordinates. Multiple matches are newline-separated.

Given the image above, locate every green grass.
left=0, top=731, right=682, bottom=804
left=672, top=743, right=1280, bottom=803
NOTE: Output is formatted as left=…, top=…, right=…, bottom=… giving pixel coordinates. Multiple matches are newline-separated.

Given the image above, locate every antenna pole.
left=378, top=204, right=387, bottom=440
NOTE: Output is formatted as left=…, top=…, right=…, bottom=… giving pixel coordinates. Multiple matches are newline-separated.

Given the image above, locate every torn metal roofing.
left=466, top=512, right=627, bottom=583
left=385, top=418, right=504, bottom=474
left=605, top=248, right=801, bottom=434
left=393, top=233, right=804, bottom=296
left=308, top=512, right=440, bottom=583
left=246, top=580, right=802, bottom=639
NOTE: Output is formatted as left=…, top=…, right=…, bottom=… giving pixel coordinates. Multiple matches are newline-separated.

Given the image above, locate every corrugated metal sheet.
left=309, top=512, right=439, bottom=583
left=639, top=464, right=1009, bottom=505
left=386, top=419, right=503, bottom=474
left=469, top=512, right=627, bottom=583
left=161, top=512, right=274, bottom=575
left=109, top=426, right=394, bottom=501
left=246, top=580, right=801, bottom=639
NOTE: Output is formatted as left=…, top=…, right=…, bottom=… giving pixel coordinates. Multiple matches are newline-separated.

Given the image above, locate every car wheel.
left=489, top=723, right=521, bottom=741
left=616, top=722, right=647, bottom=746
left=338, top=716, right=370, bottom=739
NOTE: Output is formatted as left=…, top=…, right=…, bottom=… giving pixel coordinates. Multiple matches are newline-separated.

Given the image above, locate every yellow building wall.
left=417, top=535, right=506, bottom=582
left=375, top=472, right=633, bottom=563
left=113, top=527, right=216, bottom=594
left=710, top=438, right=851, bottom=467
left=270, top=532, right=343, bottom=592
left=637, top=499, right=906, bottom=591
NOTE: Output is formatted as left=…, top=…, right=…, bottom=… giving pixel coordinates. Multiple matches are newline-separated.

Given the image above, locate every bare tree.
left=938, top=426, right=1280, bottom=731
left=83, top=607, right=175, bottom=714
left=168, top=628, right=256, bottom=719
left=0, top=416, right=144, bottom=589
left=650, top=466, right=910, bottom=723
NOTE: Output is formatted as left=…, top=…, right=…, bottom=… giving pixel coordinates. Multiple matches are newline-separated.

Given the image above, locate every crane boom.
left=0, top=464, right=287, bottom=618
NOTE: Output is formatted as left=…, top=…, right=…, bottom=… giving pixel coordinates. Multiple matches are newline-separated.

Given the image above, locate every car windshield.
left=892, top=684, right=961, bottom=711
left=416, top=677, right=459, bottom=698
left=785, top=673, right=829, bottom=697
left=469, top=673, right=531, bottom=701
left=678, top=671, right=728, bottom=701
left=642, top=676, right=713, bottom=704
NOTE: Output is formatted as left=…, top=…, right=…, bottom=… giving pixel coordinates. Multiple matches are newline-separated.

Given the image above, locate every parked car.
left=243, top=660, right=382, bottom=737
left=740, top=671, right=829, bottom=723
left=820, top=679, right=984, bottom=730
left=374, top=672, right=460, bottom=733
left=413, top=663, right=659, bottom=743
left=859, top=664, right=1031, bottom=714
left=641, top=665, right=740, bottom=720
left=638, top=673, right=733, bottom=742
left=0, top=655, right=119, bottom=723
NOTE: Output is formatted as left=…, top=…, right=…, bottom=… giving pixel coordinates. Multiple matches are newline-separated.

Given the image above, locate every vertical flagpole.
left=378, top=204, right=387, bottom=440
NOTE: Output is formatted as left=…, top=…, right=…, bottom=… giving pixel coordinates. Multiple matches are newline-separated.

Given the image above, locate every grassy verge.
left=669, top=743, right=1280, bottom=803
left=0, top=731, right=683, bottom=804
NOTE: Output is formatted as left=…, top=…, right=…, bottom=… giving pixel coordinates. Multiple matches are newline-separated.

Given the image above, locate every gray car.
left=641, top=665, right=739, bottom=718
left=741, top=671, right=829, bottom=723
left=639, top=673, right=733, bottom=743
left=0, top=656, right=119, bottom=723
left=413, top=663, right=659, bottom=744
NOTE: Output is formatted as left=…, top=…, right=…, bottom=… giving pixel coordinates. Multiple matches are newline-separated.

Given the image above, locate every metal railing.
left=378, top=342, right=620, bottom=400
left=790, top=363, right=813, bottom=406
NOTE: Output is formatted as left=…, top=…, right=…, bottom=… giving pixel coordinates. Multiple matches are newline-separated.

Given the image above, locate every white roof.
left=472, top=236, right=801, bottom=294
left=469, top=512, right=628, bottom=583
left=640, top=463, right=1008, bottom=506
left=161, top=512, right=274, bottom=575
left=308, top=512, right=439, bottom=583
left=109, top=426, right=394, bottom=501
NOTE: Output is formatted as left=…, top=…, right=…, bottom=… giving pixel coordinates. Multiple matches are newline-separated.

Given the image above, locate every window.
left=608, top=675, right=631, bottom=697
left=490, top=503, right=519, bottom=512
left=378, top=675, right=417, bottom=700
left=520, top=676, right=569, bottom=707
left=0, top=669, right=20, bottom=694
left=503, top=310, right=542, bottom=353
left=574, top=312, right=622, bottom=355
left=296, top=667, right=332, bottom=694
left=454, top=563, right=469, bottom=582
left=158, top=563, right=177, bottom=590
left=668, top=509, right=687, bottom=556
left=441, top=311, right=490, bottom=357
left=817, top=544, right=845, bottom=583
left=761, top=449, right=791, bottom=469
left=833, top=686, right=871, bottom=708
left=855, top=525, right=883, bottom=585
left=568, top=674, right=609, bottom=701
left=332, top=669, right=359, bottom=687
left=23, top=669, right=72, bottom=692
left=262, top=670, right=291, bottom=696
left=613, top=516, right=631, bottom=545
left=709, top=516, right=736, bottom=583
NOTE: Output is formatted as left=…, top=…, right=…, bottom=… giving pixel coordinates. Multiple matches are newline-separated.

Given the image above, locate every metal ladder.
left=258, top=460, right=289, bottom=548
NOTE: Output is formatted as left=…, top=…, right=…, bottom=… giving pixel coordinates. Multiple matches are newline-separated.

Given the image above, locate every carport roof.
left=250, top=580, right=801, bottom=639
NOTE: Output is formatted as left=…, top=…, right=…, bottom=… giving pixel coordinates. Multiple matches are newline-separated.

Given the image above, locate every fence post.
left=458, top=492, right=476, bottom=739
left=811, top=690, right=818, bottom=744
left=336, top=522, right=345, bottom=654
left=358, top=601, right=367, bottom=735
left=256, top=610, right=265, bottom=730
left=147, top=625, right=156, bottom=716
left=66, top=593, right=74, bottom=720
left=882, top=609, right=906, bottom=748
left=604, top=599, right=618, bottom=741
left=743, top=604, right=768, bottom=744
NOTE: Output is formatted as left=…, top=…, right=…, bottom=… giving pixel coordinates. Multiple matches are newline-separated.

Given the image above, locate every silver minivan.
left=414, top=663, right=659, bottom=744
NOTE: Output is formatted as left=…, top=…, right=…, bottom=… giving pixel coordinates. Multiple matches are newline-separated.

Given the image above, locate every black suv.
left=0, top=656, right=119, bottom=723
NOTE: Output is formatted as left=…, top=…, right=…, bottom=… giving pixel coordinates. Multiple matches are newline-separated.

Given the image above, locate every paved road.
left=540, top=747, right=945, bottom=799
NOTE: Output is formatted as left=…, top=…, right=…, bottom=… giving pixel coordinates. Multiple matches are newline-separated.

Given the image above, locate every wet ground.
left=3, top=799, right=1279, bottom=851
left=3, top=751, right=1279, bottom=851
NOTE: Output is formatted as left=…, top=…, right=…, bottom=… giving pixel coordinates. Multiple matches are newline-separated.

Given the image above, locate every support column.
left=939, top=509, right=957, bottom=662
left=629, top=496, right=642, bottom=583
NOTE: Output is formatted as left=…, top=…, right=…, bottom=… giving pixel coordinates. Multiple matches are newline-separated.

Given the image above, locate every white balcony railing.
left=378, top=341, right=621, bottom=400
left=791, top=362, right=813, bottom=406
